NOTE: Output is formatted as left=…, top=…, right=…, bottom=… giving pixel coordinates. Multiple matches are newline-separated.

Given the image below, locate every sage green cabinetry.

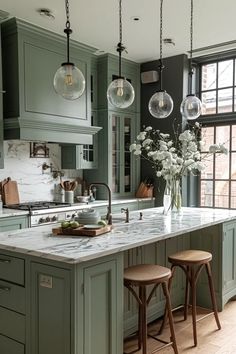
left=0, top=252, right=26, bottom=354
left=0, top=215, right=29, bottom=232
left=30, top=263, right=71, bottom=354
left=84, top=54, right=140, bottom=199
left=0, top=26, right=4, bottom=168
left=1, top=18, right=99, bottom=144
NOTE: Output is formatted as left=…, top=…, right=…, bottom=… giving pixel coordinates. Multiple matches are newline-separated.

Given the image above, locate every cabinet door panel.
left=30, top=263, right=71, bottom=354
left=223, top=222, right=236, bottom=292
left=81, top=257, right=123, bottom=354
left=24, top=42, right=87, bottom=121
left=0, top=306, right=25, bottom=343
left=0, top=216, right=28, bottom=232
left=0, top=334, right=24, bottom=354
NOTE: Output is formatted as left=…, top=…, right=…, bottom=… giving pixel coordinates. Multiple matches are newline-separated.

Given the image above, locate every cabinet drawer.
left=0, top=280, right=25, bottom=314
left=0, top=334, right=24, bottom=354
left=0, top=306, right=25, bottom=343
left=0, top=254, right=24, bottom=285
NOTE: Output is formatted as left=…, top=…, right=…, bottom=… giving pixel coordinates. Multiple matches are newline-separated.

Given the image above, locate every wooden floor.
left=124, top=300, right=236, bottom=354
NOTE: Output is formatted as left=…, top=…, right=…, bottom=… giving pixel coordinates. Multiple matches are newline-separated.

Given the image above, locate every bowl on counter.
left=76, top=196, right=90, bottom=203
left=75, top=208, right=101, bottom=224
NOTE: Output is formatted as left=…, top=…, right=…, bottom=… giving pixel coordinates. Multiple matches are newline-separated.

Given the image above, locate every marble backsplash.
left=0, top=141, right=83, bottom=203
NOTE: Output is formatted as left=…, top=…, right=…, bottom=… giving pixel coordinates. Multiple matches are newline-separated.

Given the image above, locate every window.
left=200, top=124, right=236, bottom=209
left=200, top=59, right=236, bottom=116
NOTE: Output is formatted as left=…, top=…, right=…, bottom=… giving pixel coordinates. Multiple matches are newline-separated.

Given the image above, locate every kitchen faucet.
left=88, top=182, right=112, bottom=225
left=121, top=207, right=129, bottom=223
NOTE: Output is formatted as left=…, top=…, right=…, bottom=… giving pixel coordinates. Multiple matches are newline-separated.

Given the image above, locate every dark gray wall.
left=140, top=54, right=189, bottom=206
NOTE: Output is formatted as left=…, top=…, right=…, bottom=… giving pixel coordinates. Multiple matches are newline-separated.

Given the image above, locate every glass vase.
left=171, top=178, right=182, bottom=213
left=163, top=179, right=172, bottom=215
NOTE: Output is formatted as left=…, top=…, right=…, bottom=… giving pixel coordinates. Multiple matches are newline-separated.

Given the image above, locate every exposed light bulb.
left=117, top=78, right=124, bottom=96
left=180, top=94, right=202, bottom=120
left=148, top=90, right=173, bottom=119
left=107, top=78, right=135, bottom=108
left=53, top=63, right=85, bottom=100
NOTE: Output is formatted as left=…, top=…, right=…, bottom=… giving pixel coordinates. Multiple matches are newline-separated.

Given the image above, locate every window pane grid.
left=200, top=59, right=236, bottom=116
left=200, top=124, right=236, bottom=209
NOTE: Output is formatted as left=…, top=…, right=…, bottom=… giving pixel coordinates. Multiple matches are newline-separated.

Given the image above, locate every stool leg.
left=162, top=282, right=178, bottom=354
left=158, top=266, right=176, bottom=335
left=184, top=266, right=190, bottom=320
left=138, top=286, right=142, bottom=350
left=205, top=263, right=221, bottom=330
left=140, top=285, right=147, bottom=354
left=190, top=267, right=198, bottom=347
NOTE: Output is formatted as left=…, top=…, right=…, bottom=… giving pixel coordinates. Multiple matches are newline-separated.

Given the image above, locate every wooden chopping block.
left=3, top=178, right=20, bottom=205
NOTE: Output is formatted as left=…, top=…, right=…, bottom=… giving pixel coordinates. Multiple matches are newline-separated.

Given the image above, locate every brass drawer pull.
left=0, top=259, right=11, bottom=264
left=0, top=286, right=11, bottom=292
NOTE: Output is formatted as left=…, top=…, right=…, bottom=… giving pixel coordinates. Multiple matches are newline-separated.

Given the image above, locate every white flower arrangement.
left=130, top=122, right=228, bottom=181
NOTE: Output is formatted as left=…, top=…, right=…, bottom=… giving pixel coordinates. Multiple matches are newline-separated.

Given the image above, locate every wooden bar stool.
left=124, top=264, right=178, bottom=354
left=160, top=250, right=221, bottom=347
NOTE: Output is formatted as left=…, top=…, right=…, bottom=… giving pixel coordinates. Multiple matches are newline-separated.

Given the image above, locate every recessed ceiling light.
left=37, top=8, right=55, bottom=20
left=131, top=16, right=140, bottom=22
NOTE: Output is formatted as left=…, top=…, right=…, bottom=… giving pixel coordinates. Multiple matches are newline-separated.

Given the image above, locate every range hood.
left=1, top=18, right=101, bottom=145
left=4, top=117, right=101, bottom=145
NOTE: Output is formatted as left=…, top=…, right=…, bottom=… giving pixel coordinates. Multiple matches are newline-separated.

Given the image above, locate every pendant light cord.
left=64, top=0, right=72, bottom=64
left=117, top=0, right=125, bottom=78
left=159, top=0, right=164, bottom=90
left=189, top=0, right=194, bottom=94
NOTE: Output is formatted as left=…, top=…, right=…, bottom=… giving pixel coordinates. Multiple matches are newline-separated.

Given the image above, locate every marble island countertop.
left=0, top=208, right=29, bottom=218
left=0, top=207, right=236, bottom=264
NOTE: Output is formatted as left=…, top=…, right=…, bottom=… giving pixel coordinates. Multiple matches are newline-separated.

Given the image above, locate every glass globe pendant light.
left=107, top=0, right=135, bottom=109
left=180, top=0, right=202, bottom=120
left=148, top=0, right=173, bottom=119
left=53, top=0, right=85, bottom=100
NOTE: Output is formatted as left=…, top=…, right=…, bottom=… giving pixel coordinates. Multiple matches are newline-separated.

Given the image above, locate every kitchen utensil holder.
left=65, top=191, right=74, bottom=203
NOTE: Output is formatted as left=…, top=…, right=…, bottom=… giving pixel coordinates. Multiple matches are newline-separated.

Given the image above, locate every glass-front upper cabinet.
left=111, top=112, right=135, bottom=196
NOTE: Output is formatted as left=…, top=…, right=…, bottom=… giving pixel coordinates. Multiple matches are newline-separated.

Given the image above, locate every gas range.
left=5, top=201, right=80, bottom=227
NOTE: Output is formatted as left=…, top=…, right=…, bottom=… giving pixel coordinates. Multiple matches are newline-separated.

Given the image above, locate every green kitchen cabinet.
left=76, top=254, right=123, bottom=354
left=96, top=54, right=140, bottom=114
left=30, top=263, right=71, bottom=354
left=1, top=18, right=100, bottom=144
left=85, top=111, right=140, bottom=199
left=0, top=215, right=29, bottom=232
left=29, top=253, right=123, bottom=354
left=0, top=26, right=4, bottom=169
left=222, top=221, right=236, bottom=305
left=61, top=112, right=98, bottom=170
left=84, top=53, right=140, bottom=199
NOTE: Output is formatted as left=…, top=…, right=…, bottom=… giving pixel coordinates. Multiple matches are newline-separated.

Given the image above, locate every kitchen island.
left=0, top=207, right=236, bottom=354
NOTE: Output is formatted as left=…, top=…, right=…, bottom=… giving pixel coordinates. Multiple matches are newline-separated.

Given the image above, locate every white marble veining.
left=0, top=207, right=236, bottom=264
left=0, top=208, right=29, bottom=218
left=0, top=141, right=82, bottom=203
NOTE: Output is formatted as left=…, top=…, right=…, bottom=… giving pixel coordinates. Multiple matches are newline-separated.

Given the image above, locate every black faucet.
left=121, top=207, right=129, bottom=223
left=88, top=182, right=112, bottom=225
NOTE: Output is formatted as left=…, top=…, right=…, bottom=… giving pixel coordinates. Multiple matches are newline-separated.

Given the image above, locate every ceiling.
left=0, top=0, right=236, bottom=63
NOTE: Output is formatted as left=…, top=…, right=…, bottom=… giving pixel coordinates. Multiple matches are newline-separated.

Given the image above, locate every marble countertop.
left=0, top=198, right=154, bottom=218
left=0, top=207, right=236, bottom=264
left=0, top=208, right=29, bottom=218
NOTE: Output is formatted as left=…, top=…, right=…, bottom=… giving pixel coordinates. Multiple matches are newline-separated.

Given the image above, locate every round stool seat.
left=168, top=250, right=212, bottom=265
left=124, top=264, right=171, bottom=286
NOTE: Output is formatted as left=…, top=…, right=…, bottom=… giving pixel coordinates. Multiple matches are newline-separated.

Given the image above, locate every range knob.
left=45, top=217, right=50, bottom=222
left=39, top=217, right=45, bottom=224
left=51, top=216, right=57, bottom=222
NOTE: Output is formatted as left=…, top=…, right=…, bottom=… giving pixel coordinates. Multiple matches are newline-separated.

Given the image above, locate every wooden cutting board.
left=52, top=225, right=113, bottom=237
left=3, top=178, right=20, bottom=205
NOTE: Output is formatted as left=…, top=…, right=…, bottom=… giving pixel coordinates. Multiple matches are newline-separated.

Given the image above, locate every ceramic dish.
left=83, top=224, right=103, bottom=229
